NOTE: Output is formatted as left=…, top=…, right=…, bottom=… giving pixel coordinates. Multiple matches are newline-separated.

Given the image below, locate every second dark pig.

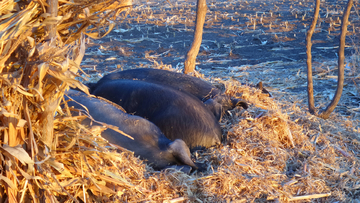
left=64, top=90, right=196, bottom=170
left=91, top=80, right=222, bottom=149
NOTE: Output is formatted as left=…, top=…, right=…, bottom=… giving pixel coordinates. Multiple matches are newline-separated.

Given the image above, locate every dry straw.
left=0, top=0, right=131, bottom=201
left=1, top=0, right=359, bottom=202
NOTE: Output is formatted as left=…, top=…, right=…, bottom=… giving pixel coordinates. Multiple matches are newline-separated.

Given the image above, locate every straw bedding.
left=1, top=0, right=359, bottom=201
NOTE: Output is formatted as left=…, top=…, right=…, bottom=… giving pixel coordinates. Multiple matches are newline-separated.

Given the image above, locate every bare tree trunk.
left=319, top=0, right=353, bottom=119
left=184, top=0, right=207, bottom=74
left=306, top=0, right=320, bottom=114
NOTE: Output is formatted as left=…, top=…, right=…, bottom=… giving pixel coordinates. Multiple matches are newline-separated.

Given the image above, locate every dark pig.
left=88, top=68, right=221, bottom=100
left=91, top=80, right=222, bottom=149
left=87, top=68, right=254, bottom=121
left=63, top=90, right=196, bottom=170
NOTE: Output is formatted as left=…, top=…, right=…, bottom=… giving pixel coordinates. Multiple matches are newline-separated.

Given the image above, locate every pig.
left=88, top=68, right=222, bottom=100
left=90, top=80, right=222, bottom=150
left=64, top=90, right=196, bottom=170
left=87, top=68, right=251, bottom=121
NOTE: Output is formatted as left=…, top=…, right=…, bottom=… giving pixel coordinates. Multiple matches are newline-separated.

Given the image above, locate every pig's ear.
left=168, top=139, right=197, bottom=169
left=231, top=98, right=248, bottom=109
left=204, top=98, right=223, bottom=121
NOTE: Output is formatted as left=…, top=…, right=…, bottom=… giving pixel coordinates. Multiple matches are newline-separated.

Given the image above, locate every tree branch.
left=319, top=0, right=353, bottom=119
left=306, top=0, right=320, bottom=114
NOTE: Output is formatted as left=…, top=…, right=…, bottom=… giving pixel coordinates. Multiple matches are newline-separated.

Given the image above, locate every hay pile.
left=1, top=0, right=359, bottom=202
left=0, top=0, right=131, bottom=201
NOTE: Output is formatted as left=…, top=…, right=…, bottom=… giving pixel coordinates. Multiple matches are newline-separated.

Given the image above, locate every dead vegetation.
left=54, top=70, right=360, bottom=202
left=0, top=0, right=131, bottom=201
left=1, top=0, right=360, bottom=202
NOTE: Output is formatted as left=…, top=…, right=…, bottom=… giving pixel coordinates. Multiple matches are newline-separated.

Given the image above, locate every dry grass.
left=1, top=0, right=360, bottom=202
left=0, top=0, right=131, bottom=201
left=70, top=64, right=357, bottom=202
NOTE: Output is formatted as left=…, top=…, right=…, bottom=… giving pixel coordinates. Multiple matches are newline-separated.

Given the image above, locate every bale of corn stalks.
left=0, top=0, right=131, bottom=201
